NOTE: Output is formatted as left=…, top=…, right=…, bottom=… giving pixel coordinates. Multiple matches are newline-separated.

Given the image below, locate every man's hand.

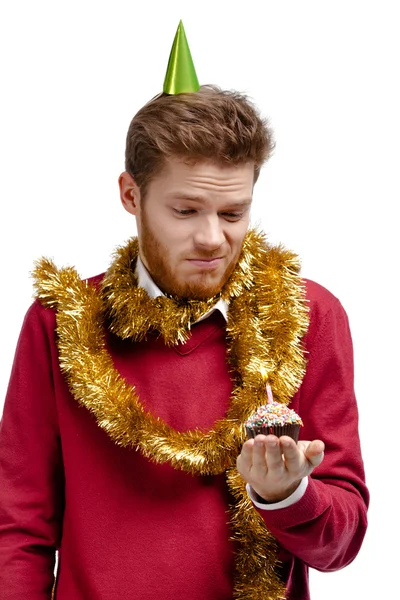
left=236, top=434, right=325, bottom=503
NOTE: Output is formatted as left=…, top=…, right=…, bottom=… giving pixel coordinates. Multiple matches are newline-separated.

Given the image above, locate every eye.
left=173, top=208, right=196, bottom=216
left=220, top=212, right=244, bottom=221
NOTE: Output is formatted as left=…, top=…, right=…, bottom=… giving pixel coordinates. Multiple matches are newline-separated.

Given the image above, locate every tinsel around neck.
left=32, top=229, right=309, bottom=600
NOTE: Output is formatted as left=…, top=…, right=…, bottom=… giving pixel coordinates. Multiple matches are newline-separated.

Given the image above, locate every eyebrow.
left=168, top=194, right=252, bottom=206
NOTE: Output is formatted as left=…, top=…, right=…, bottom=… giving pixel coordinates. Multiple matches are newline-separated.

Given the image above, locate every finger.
left=236, top=439, right=255, bottom=474
left=279, top=436, right=302, bottom=470
left=259, top=435, right=283, bottom=471
left=304, top=440, right=325, bottom=467
left=251, top=435, right=269, bottom=471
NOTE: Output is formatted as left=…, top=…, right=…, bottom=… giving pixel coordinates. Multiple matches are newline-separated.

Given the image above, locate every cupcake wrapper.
left=245, top=424, right=301, bottom=443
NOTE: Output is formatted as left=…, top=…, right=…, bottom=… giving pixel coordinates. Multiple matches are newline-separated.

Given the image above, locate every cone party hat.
left=163, top=21, right=200, bottom=94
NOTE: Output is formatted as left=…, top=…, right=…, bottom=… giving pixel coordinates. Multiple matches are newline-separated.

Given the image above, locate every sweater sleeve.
left=255, top=286, right=369, bottom=572
left=0, top=301, right=64, bottom=599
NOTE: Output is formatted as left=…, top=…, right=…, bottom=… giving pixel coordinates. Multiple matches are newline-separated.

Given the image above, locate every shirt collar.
left=135, top=255, right=229, bottom=323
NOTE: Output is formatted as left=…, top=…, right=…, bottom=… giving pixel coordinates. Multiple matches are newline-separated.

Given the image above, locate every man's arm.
left=0, top=301, right=64, bottom=599
left=237, top=285, right=369, bottom=571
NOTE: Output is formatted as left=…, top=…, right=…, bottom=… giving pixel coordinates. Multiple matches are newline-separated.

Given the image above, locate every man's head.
left=119, top=85, right=274, bottom=300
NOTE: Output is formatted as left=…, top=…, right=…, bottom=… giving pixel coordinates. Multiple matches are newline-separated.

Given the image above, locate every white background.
left=0, top=1, right=398, bottom=598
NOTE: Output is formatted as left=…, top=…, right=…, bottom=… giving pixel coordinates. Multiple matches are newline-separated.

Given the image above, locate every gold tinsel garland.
left=33, top=230, right=309, bottom=600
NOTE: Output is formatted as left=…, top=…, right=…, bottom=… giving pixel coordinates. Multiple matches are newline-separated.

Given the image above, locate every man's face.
left=122, top=157, right=254, bottom=300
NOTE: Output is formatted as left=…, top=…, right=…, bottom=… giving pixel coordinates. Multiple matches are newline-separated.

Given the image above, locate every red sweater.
left=0, top=277, right=369, bottom=600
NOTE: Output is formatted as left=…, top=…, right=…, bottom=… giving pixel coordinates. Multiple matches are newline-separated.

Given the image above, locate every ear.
left=119, top=171, right=142, bottom=216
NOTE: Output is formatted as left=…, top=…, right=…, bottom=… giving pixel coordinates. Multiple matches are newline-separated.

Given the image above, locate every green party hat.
left=163, top=21, right=200, bottom=94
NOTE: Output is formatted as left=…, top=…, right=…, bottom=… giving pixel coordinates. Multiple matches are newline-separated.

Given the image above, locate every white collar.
left=135, top=255, right=229, bottom=323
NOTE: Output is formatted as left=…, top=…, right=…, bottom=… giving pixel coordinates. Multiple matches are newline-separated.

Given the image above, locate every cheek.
left=153, top=219, right=176, bottom=246
left=168, top=223, right=194, bottom=247
left=229, top=227, right=248, bottom=250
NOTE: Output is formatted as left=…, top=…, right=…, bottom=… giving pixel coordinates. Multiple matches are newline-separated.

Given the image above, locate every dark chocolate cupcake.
left=245, top=402, right=303, bottom=443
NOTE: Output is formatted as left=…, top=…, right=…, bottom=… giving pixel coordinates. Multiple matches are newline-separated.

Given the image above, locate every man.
left=0, top=22, right=368, bottom=600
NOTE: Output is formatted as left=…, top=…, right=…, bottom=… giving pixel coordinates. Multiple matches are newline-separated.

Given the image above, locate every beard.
left=138, top=210, right=242, bottom=301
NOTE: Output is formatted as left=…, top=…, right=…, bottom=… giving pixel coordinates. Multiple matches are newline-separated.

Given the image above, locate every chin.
left=167, top=276, right=225, bottom=301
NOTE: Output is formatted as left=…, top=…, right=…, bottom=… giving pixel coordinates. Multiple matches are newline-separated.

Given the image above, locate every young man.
left=0, top=23, right=368, bottom=600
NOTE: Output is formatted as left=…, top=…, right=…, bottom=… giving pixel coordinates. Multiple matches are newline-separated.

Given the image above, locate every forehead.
left=151, top=157, right=255, bottom=196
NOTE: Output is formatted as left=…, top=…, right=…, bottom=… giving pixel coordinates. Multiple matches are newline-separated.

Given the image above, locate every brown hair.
left=125, top=85, right=274, bottom=195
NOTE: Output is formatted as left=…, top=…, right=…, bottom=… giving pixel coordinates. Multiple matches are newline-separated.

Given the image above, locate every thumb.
left=304, top=439, right=325, bottom=467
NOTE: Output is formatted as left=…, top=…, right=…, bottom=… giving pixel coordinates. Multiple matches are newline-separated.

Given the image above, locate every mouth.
left=187, top=257, right=223, bottom=269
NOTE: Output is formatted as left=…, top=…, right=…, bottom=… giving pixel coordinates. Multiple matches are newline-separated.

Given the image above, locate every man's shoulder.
left=29, top=271, right=106, bottom=329
left=303, top=278, right=342, bottom=313
left=302, top=277, right=348, bottom=335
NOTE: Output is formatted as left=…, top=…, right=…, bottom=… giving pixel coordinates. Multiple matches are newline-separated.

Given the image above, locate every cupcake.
left=245, top=385, right=303, bottom=443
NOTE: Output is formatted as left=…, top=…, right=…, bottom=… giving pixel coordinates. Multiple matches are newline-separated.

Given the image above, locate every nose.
left=193, top=215, right=225, bottom=250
